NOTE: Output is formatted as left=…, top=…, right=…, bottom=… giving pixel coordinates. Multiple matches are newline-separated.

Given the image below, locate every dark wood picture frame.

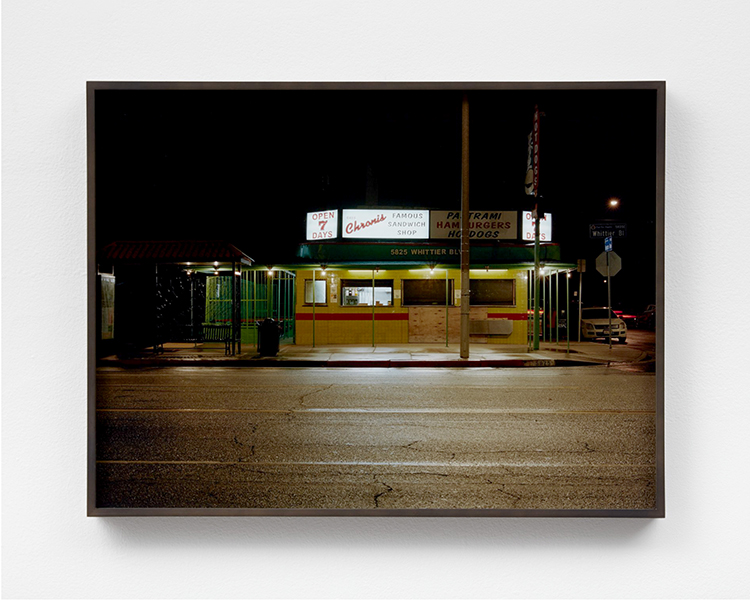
left=88, top=81, right=665, bottom=517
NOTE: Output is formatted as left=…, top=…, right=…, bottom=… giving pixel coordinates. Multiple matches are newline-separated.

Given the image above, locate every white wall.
left=3, top=2, right=749, bottom=598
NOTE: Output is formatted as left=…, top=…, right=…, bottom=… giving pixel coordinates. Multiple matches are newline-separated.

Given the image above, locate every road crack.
left=373, top=478, right=394, bottom=508
left=297, top=384, right=335, bottom=408
left=497, top=485, right=522, bottom=502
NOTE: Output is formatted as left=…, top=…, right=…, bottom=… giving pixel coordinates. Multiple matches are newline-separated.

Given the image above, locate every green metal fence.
left=205, top=268, right=296, bottom=349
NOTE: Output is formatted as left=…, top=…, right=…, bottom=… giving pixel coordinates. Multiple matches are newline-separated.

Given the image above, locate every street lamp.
left=608, top=197, right=620, bottom=209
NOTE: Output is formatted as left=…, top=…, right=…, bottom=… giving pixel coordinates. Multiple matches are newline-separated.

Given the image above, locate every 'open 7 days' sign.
left=306, top=210, right=339, bottom=240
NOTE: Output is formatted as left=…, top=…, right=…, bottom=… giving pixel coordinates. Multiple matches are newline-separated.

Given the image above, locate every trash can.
left=257, top=318, right=282, bottom=356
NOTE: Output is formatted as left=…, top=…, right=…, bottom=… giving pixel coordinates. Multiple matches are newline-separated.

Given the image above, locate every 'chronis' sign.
left=306, top=210, right=339, bottom=240
left=342, top=209, right=429, bottom=239
left=430, top=211, right=517, bottom=239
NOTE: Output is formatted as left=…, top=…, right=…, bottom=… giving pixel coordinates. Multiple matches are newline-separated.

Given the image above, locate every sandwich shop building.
left=290, top=208, right=575, bottom=347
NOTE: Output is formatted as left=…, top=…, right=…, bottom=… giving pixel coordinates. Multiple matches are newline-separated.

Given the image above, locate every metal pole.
left=237, top=263, right=241, bottom=354
left=528, top=269, right=533, bottom=350
left=445, top=268, right=449, bottom=346
left=292, top=272, right=297, bottom=345
left=284, top=272, right=289, bottom=341
left=533, top=216, right=541, bottom=350
left=555, top=270, right=559, bottom=345
left=566, top=271, right=570, bottom=354
left=231, top=261, right=236, bottom=355
left=578, top=268, right=583, bottom=343
left=253, top=271, right=258, bottom=349
left=154, top=263, right=158, bottom=353
left=607, top=255, right=612, bottom=350
left=276, top=270, right=281, bottom=322
left=312, top=268, right=316, bottom=348
left=460, top=93, right=470, bottom=359
left=531, top=105, right=542, bottom=351
left=372, top=268, right=376, bottom=348
left=539, top=274, right=547, bottom=342
left=268, top=270, right=273, bottom=316
left=549, top=270, right=552, bottom=343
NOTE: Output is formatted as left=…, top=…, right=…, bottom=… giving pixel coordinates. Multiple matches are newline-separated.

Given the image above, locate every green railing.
left=206, top=268, right=296, bottom=349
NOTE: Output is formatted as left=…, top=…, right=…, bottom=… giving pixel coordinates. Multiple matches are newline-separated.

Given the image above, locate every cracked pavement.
left=96, top=366, right=656, bottom=510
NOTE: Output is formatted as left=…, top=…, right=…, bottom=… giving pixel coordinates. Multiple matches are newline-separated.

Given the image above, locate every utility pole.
left=530, top=105, right=542, bottom=351
left=460, top=93, right=470, bottom=359
left=532, top=212, right=541, bottom=349
left=607, top=253, right=613, bottom=350
left=577, top=259, right=585, bottom=343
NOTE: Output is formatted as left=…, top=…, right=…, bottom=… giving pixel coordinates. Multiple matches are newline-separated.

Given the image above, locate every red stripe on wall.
left=296, top=313, right=409, bottom=321
left=487, top=313, right=528, bottom=320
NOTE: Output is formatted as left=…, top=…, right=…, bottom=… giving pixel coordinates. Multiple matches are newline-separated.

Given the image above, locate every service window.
left=304, top=279, right=327, bottom=305
left=340, top=279, right=393, bottom=307
left=469, top=279, right=515, bottom=306
left=401, top=279, right=454, bottom=306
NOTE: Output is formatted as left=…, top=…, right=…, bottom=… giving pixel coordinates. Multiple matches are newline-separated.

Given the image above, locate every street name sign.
left=596, top=251, right=621, bottom=276
left=590, top=222, right=627, bottom=239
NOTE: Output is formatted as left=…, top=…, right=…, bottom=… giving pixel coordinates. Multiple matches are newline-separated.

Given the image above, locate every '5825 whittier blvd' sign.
left=342, top=209, right=429, bottom=239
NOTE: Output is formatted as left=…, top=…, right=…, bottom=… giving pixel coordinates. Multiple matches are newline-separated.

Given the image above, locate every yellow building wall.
left=294, top=268, right=529, bottom=345
left=470, top=269, right=529, bottom=345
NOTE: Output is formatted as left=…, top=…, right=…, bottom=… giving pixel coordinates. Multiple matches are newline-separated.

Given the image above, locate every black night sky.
left=94, top=87, right=658, bottom=312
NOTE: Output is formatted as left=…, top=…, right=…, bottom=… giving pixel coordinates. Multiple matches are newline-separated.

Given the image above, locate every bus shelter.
left=97, top=240, right=295, bottom=356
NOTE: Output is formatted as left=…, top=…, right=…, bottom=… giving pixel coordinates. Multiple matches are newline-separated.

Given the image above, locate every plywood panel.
left=408, top=307, right=461, bottom=343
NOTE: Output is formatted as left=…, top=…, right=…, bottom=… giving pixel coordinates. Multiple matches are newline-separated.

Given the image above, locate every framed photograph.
left=88, top=82, right=664, bottom=516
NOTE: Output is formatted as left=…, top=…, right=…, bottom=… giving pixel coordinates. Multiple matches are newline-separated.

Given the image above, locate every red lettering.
left=345, top=214, right=386, bottom=234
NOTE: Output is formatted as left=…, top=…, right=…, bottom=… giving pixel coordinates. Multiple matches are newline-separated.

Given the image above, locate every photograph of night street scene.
left=90, top=83, right=663, bottom=515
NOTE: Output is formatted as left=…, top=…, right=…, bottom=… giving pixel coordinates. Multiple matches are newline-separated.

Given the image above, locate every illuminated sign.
left=306, top=210, right=339, bottom=240
left=430, top=211, right=517, bottom=239
left=342, top=209, right=429, bottom=239
left=522, top=211, right=552, bottom=241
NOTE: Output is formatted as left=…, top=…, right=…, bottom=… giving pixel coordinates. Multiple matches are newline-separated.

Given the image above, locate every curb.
left=99, top=357, right=601, bottom=369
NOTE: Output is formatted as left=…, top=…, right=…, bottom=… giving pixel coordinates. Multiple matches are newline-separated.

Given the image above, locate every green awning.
left=297, top=241, right=567, bottom=267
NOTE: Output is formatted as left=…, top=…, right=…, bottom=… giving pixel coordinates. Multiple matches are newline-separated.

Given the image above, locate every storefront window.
left=401, top=279, right=454, bottom=306
left=469, top=279, right=515, bottom=306
left=340, top=279, right=393, bottom=307
left=304, top=279, right=327, bottom=305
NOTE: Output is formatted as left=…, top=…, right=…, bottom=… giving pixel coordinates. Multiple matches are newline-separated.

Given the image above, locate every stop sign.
left=596, top=251, right=621, bottom=277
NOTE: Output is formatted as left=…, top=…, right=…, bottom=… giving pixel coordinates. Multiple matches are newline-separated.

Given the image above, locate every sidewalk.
left=100, top=340, right=652, bottom=368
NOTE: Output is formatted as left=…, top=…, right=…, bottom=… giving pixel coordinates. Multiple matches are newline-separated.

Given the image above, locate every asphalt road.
left=96, top=365, right=656, bottom=511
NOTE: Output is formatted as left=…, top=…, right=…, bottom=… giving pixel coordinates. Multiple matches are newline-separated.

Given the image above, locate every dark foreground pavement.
left=95, top=366, right=657, bottom=512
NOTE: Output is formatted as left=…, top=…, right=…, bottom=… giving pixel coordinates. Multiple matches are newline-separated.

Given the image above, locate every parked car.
left=580, top=307, right=627, bottom=343
left=614, top=309, right=638, bottom=329
left=637, top=304, right=656, bottom=330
